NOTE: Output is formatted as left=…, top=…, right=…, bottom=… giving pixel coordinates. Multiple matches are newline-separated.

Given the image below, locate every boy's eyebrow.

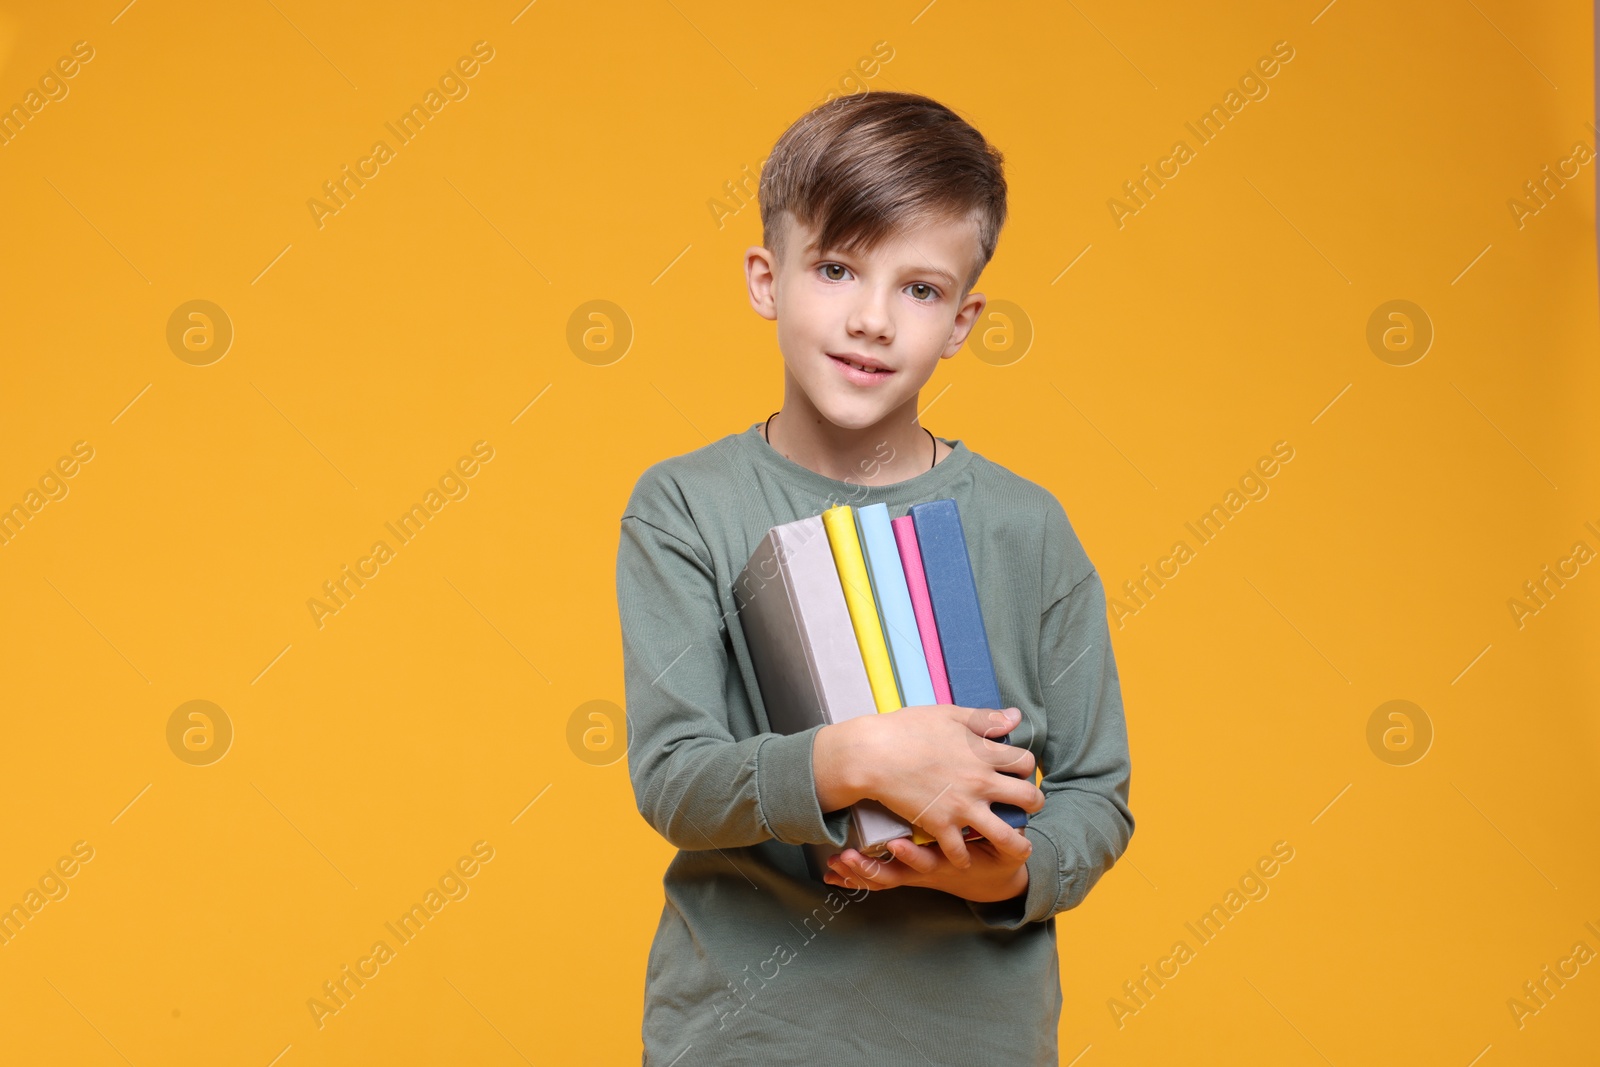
left=918, top=264, right=960, bottom=287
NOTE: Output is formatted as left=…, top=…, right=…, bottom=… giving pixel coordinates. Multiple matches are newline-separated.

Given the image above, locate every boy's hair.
left=759, top=91, right=1007, bottom=294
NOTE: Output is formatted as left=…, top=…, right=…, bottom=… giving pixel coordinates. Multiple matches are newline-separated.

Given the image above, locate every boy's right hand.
left=822, top=705, right=1044, bottom=870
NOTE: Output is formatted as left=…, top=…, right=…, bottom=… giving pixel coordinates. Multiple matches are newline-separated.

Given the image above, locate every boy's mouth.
left=827, top=353, right=895, bottom=379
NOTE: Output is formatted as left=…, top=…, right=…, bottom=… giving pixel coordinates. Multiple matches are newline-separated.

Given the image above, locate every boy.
left=616, top=90, right=1134, bottom=1065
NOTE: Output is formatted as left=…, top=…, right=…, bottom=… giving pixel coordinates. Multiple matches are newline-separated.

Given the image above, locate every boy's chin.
left=810, top=396, right=900, bottom=433
left=802, top=380, right=920, bottom=429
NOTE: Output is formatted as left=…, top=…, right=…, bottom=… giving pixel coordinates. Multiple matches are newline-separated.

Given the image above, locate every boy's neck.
left=764, top=392, right=949, bottom=487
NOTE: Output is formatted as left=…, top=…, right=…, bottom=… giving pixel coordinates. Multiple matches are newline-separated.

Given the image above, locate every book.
left=854, top=503, right=937, bottom=707
left=824, top=503, right=991, bottom=848
left=733, top=514, right=914, bottom=881
left=891, top=514, right=953, bottom=706
left=819, top=505, right=902, bottom=714
left=908, top=498, right=1030, bottom=833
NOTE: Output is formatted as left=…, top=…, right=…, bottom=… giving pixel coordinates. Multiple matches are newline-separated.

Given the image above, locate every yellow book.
left=821, top=505, right=901, bottom=713
left=821, top=505, right=939, bottom=844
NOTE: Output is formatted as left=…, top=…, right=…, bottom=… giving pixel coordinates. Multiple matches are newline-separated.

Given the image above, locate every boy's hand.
left=821, top=837, right=1031, bottom=904
left=824, top=704, right=1044, bottom=869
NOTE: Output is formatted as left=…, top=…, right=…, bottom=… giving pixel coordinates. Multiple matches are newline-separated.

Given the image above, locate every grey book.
left=734, top=514, right=912, bottom=881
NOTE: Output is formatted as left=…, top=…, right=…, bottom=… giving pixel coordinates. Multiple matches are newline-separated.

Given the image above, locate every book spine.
left=892, top=514, right=952, bottom=705
left=910, top=498, right=1029, bottom=833
left=821, top=505, right=902, bottom=715
left=857, top=503, right=937, bottom=707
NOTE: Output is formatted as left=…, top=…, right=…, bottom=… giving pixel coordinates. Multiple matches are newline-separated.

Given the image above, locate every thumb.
left=958, top=705, right=1020, bottom=738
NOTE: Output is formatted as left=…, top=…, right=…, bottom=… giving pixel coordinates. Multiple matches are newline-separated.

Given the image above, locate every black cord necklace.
left=764, top=410, right=937, bottom=470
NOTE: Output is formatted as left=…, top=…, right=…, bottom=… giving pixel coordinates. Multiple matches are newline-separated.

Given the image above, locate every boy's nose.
left=846, top=289, right=894, bottom=342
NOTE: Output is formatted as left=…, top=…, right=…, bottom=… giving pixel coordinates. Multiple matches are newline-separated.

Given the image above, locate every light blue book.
left=853, top=502, right=938, bottom=707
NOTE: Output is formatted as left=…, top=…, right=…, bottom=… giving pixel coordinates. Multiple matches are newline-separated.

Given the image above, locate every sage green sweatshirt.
left=616, top=420, right=1134, bottom=1066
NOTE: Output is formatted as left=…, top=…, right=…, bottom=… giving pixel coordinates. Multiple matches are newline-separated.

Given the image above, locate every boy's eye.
left=817, top=264, right=939, bottom=302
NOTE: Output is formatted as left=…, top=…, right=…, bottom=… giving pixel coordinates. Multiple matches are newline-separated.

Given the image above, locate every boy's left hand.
left=823, top=835, right=1031, bottom=904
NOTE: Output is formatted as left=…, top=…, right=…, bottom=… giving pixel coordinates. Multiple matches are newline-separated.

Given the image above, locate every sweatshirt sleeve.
left=617, top=498, right=851, bottom=853
left=967, top=498, right=1135, bottom=929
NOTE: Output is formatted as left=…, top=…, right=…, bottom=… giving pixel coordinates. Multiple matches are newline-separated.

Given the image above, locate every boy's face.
left=744, top=212, right=988, bottom=433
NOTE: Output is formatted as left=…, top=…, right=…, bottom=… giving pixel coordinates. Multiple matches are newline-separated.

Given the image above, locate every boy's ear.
left=941, top=291, right=988, bottom=358
left=745, top=246, right=779, bottom=321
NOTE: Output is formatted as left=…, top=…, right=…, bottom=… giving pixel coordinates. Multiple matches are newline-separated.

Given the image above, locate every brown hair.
left=759, top=91, right=1007, bottom=293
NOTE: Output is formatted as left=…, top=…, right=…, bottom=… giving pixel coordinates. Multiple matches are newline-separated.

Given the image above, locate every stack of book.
left=734, top=497, right=1029, bottom=882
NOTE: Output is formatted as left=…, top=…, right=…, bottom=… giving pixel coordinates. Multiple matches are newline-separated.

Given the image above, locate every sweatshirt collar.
left=734, top=420, right=975, bottom=506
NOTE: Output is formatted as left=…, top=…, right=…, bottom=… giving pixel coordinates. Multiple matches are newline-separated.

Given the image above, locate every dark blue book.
left=907, top=497, right=1029, bottom=832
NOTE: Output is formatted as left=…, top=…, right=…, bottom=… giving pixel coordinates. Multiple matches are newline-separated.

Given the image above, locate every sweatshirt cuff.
left=965, top=825, right=1066, bottom=929
left=756, top=725, right=850, bottom=847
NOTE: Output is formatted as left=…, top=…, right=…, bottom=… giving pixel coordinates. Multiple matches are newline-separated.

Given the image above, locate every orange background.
left=1, top=2, right=1596, bottom=1063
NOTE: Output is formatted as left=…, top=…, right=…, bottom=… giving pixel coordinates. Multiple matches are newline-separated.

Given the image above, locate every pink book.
left=891, top=514, right=953, bottom=705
